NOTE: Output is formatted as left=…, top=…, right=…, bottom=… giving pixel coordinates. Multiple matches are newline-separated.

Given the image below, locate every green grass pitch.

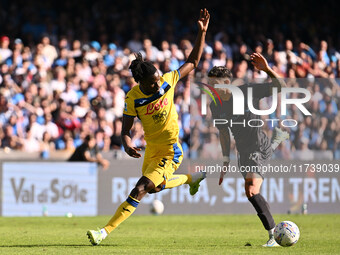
left=0, top=214, right=339, bottom=254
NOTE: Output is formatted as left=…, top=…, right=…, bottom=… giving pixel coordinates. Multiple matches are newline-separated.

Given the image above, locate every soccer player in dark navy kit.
left=209, top=53, right=289, bottom=247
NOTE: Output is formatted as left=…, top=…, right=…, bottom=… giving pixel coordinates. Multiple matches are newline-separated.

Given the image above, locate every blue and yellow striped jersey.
left=123, top=70, right=181, bottom=145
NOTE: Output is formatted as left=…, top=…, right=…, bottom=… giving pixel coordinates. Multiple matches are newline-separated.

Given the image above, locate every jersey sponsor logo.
left=145, top=98, right=168, bottom=115
left=152, top=110, right=167, bottom=124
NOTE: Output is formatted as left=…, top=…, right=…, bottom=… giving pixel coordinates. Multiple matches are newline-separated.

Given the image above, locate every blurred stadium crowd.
left=0, top=0, right=339, bottom=159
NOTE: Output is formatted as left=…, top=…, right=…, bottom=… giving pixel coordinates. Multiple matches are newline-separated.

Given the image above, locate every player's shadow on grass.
left=0, top=244, right=118, bottom=248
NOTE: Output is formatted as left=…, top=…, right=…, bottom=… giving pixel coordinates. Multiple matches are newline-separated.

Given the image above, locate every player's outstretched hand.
left=198, top=8, right=210, bottom=32
left=250, top=53, right=270, bottom=72
left=125, top=146, right=142, bottom=158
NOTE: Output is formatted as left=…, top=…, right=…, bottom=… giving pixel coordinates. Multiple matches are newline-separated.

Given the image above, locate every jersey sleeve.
left=123, top=94, right=137, bottom=117
left=162, top=69, right=181, bottom=87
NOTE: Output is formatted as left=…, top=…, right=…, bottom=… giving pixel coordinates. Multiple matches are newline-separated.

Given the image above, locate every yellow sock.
left=104, top=196, right=139, bottom=234
left=164, top=174, right=191, bottom=189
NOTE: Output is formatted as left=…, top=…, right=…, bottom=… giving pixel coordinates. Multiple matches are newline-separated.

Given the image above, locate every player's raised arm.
left=121, top=115, right=142, bottom=158
left=178, top=8, right=210, bottom=78
left=250, top=53, right=286, bottom=92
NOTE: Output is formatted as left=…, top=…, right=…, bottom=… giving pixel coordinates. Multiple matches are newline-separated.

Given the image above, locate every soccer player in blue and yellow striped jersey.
left=87, top=9, right=210, bottom=245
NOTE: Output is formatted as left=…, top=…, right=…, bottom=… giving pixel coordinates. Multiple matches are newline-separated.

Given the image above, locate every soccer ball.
left=150, top=200, right=164, bottom=215
left=274, top=221, right=300, bottom=247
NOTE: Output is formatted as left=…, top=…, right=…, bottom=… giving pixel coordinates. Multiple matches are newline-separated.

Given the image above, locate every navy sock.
left=248, top=193, right=275, bottom=230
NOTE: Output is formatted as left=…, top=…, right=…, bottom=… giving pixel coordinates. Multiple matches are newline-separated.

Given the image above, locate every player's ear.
left=224, top=79, right=230, bottom=84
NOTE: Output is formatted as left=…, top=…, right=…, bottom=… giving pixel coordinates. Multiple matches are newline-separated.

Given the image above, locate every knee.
left=245, top=180, right=260, bottom=199
left=130, top=177, right=156, bottom=200
left=131, top=185, right=146, bottom=197
left=245, top=186, right=258, bottom=198
left=131, top=181, right=155, bottom=199
left=131, top=184, right=151, bottom=199
left=148, top=185, right=162, bottom=194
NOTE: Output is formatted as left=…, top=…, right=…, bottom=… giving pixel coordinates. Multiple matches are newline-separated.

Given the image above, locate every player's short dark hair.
left=85, top=134, right=95, bottom=142
left=208, top=66, right=233, bottom=80
left=129, top=52, right=157, bottom=83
